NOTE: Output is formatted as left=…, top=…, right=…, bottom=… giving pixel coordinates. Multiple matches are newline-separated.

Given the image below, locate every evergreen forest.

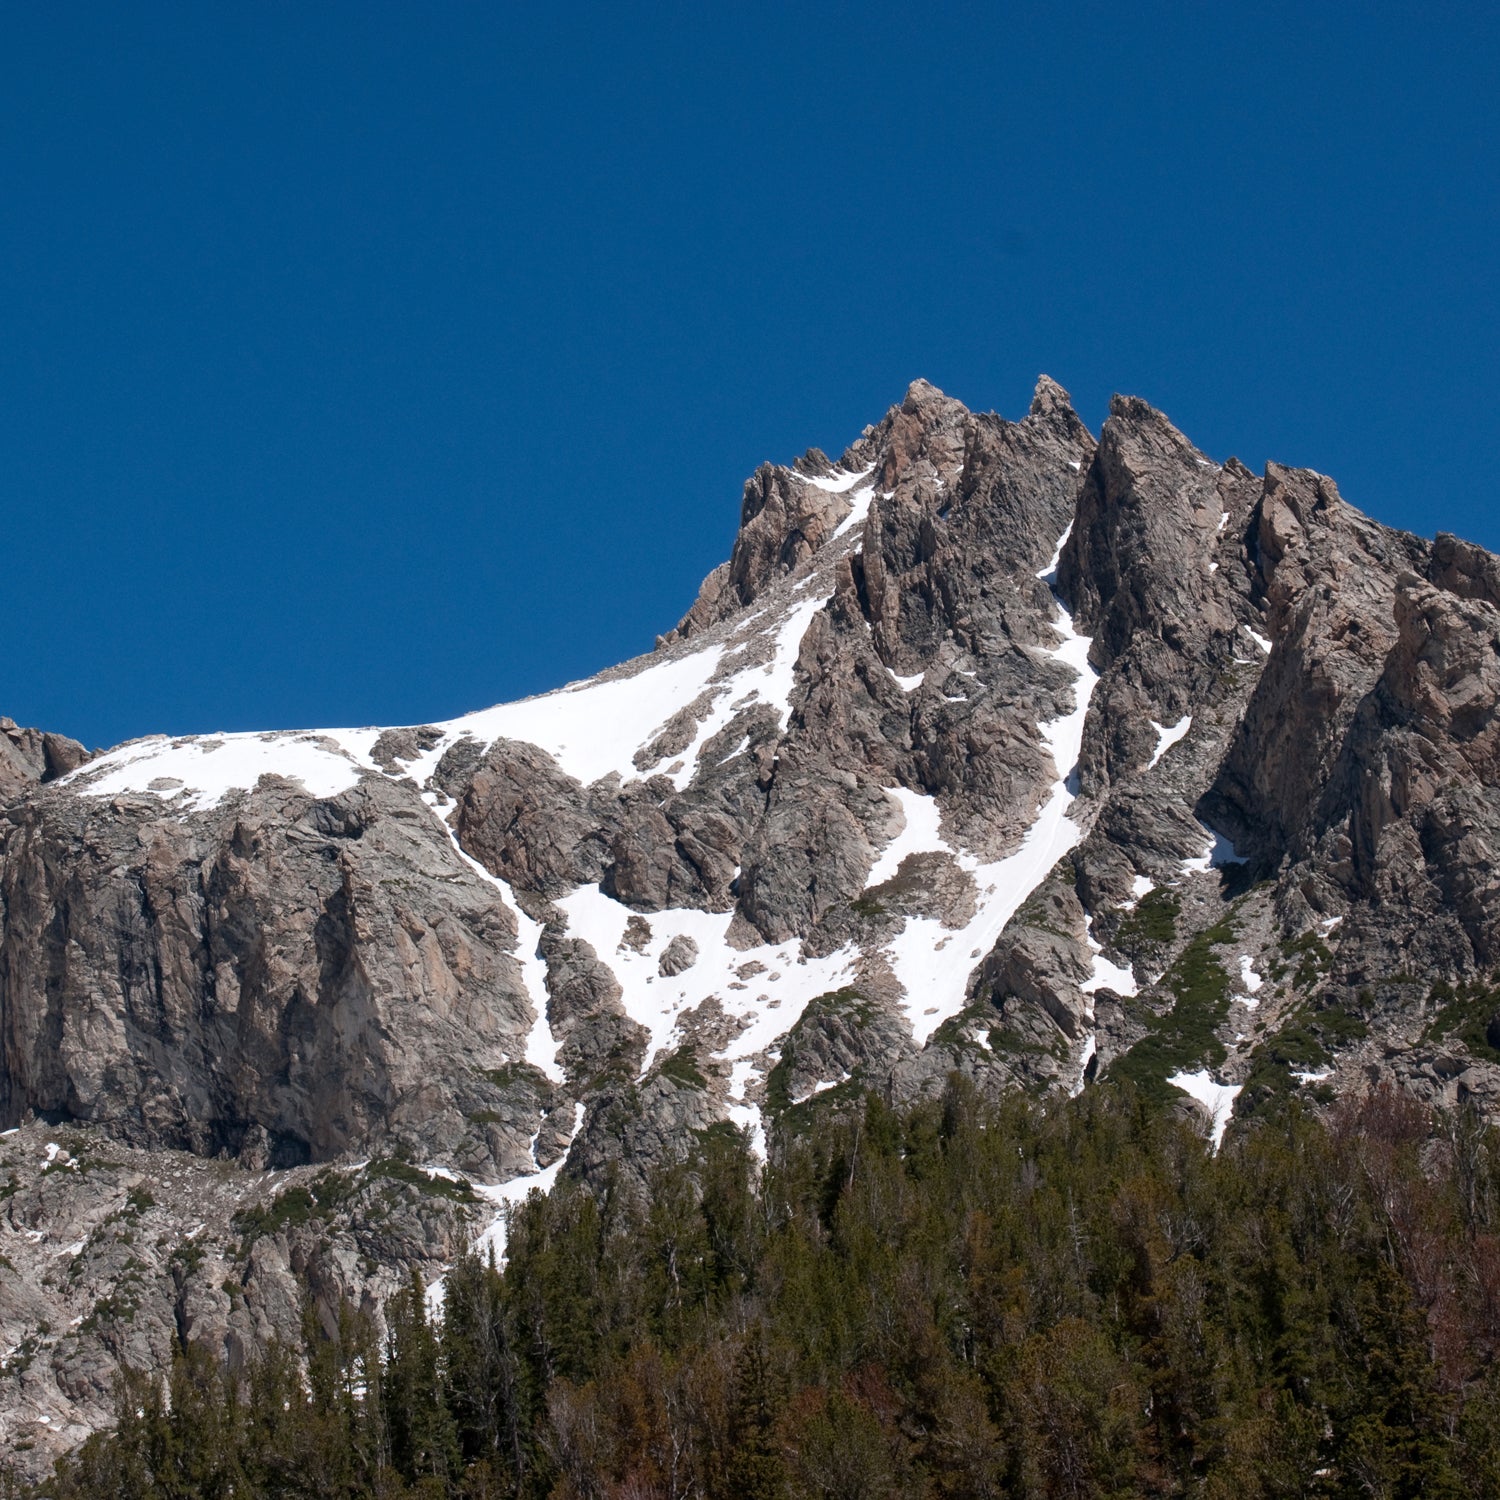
left=13, top=1080, right=1500, bottom=1499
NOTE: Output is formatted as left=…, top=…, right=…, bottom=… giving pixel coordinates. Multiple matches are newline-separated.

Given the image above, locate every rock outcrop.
left=0, top=720, right=89, bottom=802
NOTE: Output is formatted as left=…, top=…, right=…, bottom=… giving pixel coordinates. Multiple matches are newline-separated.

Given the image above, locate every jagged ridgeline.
left=2, top=377, right=1499, bottom=1475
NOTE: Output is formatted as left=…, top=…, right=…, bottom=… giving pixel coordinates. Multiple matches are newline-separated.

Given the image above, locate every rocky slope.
left=3, top=376, right=1498, bottom=1471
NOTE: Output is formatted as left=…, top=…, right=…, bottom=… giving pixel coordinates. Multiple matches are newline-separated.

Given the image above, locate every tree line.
left=15, top=1077, right=1500, bottom=1498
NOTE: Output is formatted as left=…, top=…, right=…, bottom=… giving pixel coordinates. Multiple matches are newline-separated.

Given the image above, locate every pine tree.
left=385, top=1269, right=459, bottom=1490
left=720, top=1333, right=786, bottom=1500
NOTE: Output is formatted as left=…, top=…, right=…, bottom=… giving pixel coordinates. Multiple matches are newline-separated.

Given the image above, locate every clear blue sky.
left=4, top=3, right=1496, bottom=749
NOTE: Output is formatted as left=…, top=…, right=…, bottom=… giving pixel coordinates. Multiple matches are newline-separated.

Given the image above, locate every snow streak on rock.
left=868, top=526, right=1103, bottom=1046
left=424, top=1101, right=589, bottom=1315
left=1074, top=899, right=1138, bottom=1097
left=471, top=1102, right=586, bottom=1265
left=427, top=796, right=565, bottom=1084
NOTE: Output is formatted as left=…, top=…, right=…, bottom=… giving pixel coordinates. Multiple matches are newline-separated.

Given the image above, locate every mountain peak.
left=902, top=376, right=951, bottom=409
left=4, top=380, right=1500, bottom=1472
left=1030, top=372, right=1072, bottom=416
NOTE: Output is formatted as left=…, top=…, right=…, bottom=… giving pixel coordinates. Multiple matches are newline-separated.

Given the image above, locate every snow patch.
left=866, top=787, right=947, bottom=887
left=754, top=593, right=832, bottom=734
left=71, top=732, right=370, bottom=813
left=831, top=480, right=878, bottom=540
left=1181, top=825, right=1248, bottom=876
left=791, top=1074, right=847, bottom=1106
left=1245, top=626, right=1272, bottom=654
left=1082, top=893, right=1137, bottom=1000
left=1168, top=1070, right=1240, bottom=1151
left=444, top=648, right=727, bottom=789
left=1082, top=941, right=1138, bottom=998
left=1238, top=955, right=1263, bottom=994
left=801, top=464, right=875, bottom=494
left=1147, top=715, right=1191, bottom=769
left=72, top=642, right=743, bottom=809
left=555, top=885, right=857, bottom=1080
left=725, top=1104, right=767, bottom=1161
left=726, top=1059, right=767, bottom=1161
left=1071, top=1033, right=1097, bottom=1097
left=647, top=589, right=833, bottom=791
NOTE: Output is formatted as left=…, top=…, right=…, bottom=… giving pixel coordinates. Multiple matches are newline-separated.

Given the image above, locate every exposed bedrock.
left=0, top=774, right=550, bottom=1178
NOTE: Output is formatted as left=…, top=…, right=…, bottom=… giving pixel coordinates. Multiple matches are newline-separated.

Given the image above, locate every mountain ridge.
left=2, top=375, right=1498, bottom=1470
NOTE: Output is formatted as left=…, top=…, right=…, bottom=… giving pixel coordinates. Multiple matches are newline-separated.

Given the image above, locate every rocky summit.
left=3, top=377, right=1498, bottom=1471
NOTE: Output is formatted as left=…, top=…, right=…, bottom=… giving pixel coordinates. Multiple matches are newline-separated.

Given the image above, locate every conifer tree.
left=384, top=1270, right=458, bottom=1490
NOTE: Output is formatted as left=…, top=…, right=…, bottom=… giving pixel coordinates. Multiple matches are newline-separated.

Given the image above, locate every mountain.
left=2, top=377, right=1498, bottom=1470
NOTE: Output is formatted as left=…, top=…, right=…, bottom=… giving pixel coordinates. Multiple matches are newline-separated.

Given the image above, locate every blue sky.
left=4, top=3, right=1496, bottom=748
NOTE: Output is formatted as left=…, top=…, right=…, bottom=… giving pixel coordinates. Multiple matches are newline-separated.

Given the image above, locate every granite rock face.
left=4, top=375, right=1500, bottom=1467
left=0, top=774, right=558, bottom=1182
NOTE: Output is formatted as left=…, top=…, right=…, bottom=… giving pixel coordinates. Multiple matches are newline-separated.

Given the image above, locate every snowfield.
left=70, top=731, right=373, bottom=813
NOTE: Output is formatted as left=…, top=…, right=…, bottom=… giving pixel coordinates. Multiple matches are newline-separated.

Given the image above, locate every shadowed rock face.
left=0, top=719, right=89, bottom=802
left=4, top=375, right=1500, bottom=1469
